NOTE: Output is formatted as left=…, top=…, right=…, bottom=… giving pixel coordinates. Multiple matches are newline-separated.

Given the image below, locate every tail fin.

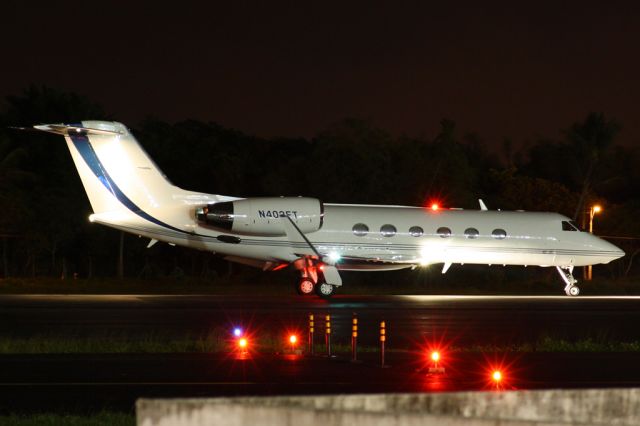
left=34, top=121, right=177, bottom=215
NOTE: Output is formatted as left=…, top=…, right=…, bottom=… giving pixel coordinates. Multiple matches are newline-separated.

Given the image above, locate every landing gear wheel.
left=556, top=266, right=580, bottom=297
left=297, top=278, right=315, bottom=295
left=567, top=286, right=580, bottom=297
left=315, top=282, right=335, bottom=298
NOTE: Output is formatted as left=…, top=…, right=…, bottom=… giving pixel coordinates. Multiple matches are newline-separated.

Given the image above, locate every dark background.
left=0, top=1, right=638, bottom=286
left=2, top=1, right=639, bottom=144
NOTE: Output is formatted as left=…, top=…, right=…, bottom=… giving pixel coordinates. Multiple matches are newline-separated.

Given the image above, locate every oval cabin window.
left=352, top=223, right=369, bottom=237
left=380, top=224, right=397, bottom=237
left=492, top=229, right=507, bottom=239
left=437, top=227, right=451, bottom=238
left=464, top=228, right=479, bottom=239
left=409, top=226, right=424, bottom=237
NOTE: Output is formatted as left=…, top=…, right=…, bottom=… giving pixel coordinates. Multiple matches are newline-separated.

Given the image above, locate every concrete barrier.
left=137, top=388, right=640, bottom=426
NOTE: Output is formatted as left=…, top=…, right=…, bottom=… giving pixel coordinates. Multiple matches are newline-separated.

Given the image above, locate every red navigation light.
left=492, top=370, right=502, bottom=383
left=238, top=338, right=248, bottom=349
left=289, top=334, right=298, bottom=345
left=431, top=203, right=439, bottom=211
left=431, top=351, right=440, bottom=362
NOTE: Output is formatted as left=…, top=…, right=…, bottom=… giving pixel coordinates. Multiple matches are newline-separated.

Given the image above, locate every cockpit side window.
left=561, top=220, right=579, bottom=231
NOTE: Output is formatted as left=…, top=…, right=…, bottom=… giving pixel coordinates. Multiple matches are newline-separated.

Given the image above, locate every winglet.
left=479, top=199, right=488, bottom=211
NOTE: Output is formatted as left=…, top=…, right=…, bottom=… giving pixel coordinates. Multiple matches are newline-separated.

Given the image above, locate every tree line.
left=1, top=86, right=638, bottom=282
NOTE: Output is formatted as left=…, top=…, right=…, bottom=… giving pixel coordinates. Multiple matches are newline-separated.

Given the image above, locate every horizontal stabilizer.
left=33, top=123, right=124, bottom=136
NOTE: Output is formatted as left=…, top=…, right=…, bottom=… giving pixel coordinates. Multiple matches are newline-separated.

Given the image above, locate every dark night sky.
left=2, top=1, right=639, bottom=146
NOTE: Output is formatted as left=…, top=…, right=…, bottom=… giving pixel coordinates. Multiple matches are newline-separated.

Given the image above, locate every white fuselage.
left=35, top=120, right=624, bottom=282
left=92, top=200, right=623, bottom=271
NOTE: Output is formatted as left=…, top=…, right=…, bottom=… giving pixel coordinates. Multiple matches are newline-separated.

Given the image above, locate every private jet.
left=31, top=121, right=625, bottom=297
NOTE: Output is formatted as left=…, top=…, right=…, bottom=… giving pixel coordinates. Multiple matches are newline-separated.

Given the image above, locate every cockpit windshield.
left=561, top=220, right=580, bottom=231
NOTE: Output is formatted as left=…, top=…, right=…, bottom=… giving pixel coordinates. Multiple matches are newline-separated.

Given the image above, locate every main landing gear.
left=556, top=266, right=580, bottom=296
left=292, top=256, right=342, bottom=298
left=296, top=278, right=315, bottom=295
left=315, top=282, right=336, bottom=298
left=295, top=277, right=337, bottom=298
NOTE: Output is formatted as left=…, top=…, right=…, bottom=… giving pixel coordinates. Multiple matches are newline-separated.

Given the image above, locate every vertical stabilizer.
left=35, top=121, right=178, bottom=215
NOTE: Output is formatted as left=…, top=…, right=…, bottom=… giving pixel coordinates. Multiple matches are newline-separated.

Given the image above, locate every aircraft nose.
left=613, top=248, right=625, bottom=260
left=596, top=237, right=625, bottom=262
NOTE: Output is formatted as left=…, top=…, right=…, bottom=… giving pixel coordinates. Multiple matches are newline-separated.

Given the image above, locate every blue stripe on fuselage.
left=68, top=131, right=185, bottom=234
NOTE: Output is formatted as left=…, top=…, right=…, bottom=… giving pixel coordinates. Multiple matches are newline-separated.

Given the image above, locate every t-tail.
left=35, top=121, right=178, bottom=215
left=32, top=121, right=235, bottom=235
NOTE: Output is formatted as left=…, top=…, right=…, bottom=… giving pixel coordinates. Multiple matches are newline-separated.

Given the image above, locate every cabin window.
left=437, top=227, right=451, bottom=238
left=492, top=229, right=507, bottom=239
left=380, top=224, right=397, bottom=237
left=409, top=226, right=424, bottom=237
left=464, top=227, right=479, bottom=239
left=352, top=223, right=369, bottom=236
left=561, top=221, right=579, bottom=231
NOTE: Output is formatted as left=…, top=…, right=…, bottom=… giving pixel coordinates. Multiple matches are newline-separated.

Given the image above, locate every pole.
left=325, top=314, right=331, bottom=357
left=587, top=208, right=595, bottom=280
left=351, top=313, right=358, bottom=362
left=308, top=314, right=314, bottom=355
left=380, top=320, right=386, bottom=367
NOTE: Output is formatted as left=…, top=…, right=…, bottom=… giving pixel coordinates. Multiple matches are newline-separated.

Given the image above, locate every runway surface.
left=2, top=294, right=640, bottom=346
left=2, top=294, right=640, bottom=412
left=3, top=351, right=640, bottom=412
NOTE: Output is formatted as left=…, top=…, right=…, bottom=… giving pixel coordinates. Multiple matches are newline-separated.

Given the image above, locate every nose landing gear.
left=556, top=266, right=580, bottom=296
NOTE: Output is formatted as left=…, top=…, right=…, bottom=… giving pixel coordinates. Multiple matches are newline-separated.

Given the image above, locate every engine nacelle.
left=196, top=197, right=324, bottom=236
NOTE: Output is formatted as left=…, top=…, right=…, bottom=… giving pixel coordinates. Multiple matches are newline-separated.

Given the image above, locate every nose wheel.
left=567, top=285, right=580, bottom=296
left=556, top=266, right=580, bottom=297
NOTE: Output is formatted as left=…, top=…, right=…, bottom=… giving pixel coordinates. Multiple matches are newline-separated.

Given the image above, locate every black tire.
left=297, top=278, right=315, bottom=295
left=315, top=282, right=335, bottom=298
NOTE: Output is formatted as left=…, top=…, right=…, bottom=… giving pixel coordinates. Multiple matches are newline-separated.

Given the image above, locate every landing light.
left=328, top=252, right=341, bottom=262
left=233, top=327, right=243, bottom=337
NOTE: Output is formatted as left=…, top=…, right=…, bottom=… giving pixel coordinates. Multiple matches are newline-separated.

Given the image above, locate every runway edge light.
left=238, top=338, right=248, bottom=349
left=427, top=350, right=445, bottom=375
left=492, top=370, right=502, bottom=383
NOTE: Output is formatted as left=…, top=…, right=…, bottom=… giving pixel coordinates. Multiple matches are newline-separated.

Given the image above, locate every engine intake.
left=196, top=197, right=324, bottom=236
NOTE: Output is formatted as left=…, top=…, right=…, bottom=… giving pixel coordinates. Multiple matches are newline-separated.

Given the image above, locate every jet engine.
left=196, top=197, right=324, bottom=236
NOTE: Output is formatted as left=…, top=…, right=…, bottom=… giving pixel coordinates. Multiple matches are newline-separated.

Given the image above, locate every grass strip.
left=2, top=333, right=640, bottom=354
